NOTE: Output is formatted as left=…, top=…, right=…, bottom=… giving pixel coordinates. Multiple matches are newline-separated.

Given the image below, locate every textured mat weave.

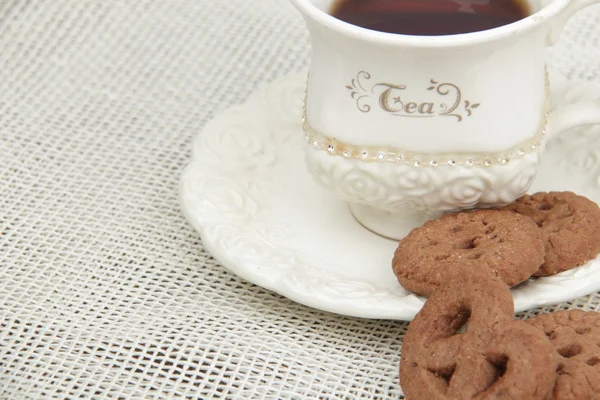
left=1, top=1, right=600, bottom=398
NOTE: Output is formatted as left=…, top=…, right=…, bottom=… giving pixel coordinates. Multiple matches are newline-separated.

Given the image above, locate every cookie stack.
left=393, top=191, right=600, bottom=296
left=395, top=192, right=600, bottom=400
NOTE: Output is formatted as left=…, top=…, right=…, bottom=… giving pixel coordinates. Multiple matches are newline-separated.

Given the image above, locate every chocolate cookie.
left=501, top=192, right=600, bottom=276
left=400, top=271, right=557, bottom=400
left=392, top=209, right=545, bottom=296
left=526, top=310, right=600, bottom=399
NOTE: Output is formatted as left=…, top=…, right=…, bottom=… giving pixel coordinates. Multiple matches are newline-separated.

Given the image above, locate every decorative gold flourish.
left=345, top=71, right=372, bottom=113
left=346, top=74, right=481, bottom=121
left=306, top=70, right=551, bottom=167
left=432, top=81, right=467, bottom=121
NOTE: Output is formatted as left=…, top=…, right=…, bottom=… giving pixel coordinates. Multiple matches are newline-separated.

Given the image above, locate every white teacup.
left=290, top=0, right=600, bottom=239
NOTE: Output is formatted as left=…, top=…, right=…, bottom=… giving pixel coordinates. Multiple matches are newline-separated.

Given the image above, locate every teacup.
left=290, top=0, right=600, bottom=239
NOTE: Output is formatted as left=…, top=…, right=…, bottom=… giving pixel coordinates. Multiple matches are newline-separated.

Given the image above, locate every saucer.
left=180, top=72, right=600, bottom=320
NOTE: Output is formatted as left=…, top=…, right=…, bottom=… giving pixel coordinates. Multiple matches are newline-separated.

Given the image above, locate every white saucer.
left=180, top=72, right=600, bottom=320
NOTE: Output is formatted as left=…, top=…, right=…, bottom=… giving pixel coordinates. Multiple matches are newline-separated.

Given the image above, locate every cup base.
left=348, top=203, right=433, bottom=241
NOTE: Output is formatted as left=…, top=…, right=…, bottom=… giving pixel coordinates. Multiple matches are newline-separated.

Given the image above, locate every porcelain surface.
left=180, top=72, right=600, bottom=320
left=291, top=0, right=600, bottom=239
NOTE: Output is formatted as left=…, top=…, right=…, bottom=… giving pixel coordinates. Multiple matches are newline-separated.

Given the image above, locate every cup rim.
left=289, top=0, right=569, bottom=47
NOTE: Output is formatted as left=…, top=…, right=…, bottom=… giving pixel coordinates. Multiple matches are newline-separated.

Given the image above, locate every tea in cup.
left=290, top=0, right=600, bottom=239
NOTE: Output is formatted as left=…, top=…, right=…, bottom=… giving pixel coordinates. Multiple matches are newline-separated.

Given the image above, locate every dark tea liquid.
left=330, top=0, right=531, bottom=36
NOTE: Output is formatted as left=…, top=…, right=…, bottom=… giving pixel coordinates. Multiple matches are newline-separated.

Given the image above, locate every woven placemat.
left=1, top=1, right=600, bottom=398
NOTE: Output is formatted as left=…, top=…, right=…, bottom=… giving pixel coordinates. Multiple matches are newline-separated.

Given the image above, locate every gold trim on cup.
left=302, top=70, right=550, bottom=168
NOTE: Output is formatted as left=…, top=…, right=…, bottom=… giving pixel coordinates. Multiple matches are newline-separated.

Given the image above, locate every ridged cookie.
left=392, top=209, right=544, bottom=296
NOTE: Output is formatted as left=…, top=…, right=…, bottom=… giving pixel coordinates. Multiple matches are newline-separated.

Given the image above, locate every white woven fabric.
left=1, top=1, right=600, bottom=398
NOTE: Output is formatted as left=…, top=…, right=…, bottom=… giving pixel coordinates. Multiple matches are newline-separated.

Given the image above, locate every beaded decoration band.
left=302, top=71, right=550, bottom=168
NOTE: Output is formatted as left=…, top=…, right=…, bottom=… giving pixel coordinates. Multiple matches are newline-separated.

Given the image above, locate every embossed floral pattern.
left=439, top=177, right=487, bottom=210
left=550, top=82, right=600, bottom=185
left=182, top=73, right=420, bottom=319
left=305, top=145, right=540, bottom=215
left=246, top=178, right=283, bottom=206
left=204, top=224, right=297, bottom=274
left=307, top=150, right=390, bottom=204
left=181, top=72, right=600, bottom=320
left=193, top=107, right=276, bottom=169
left=391, top=168, right=440, bottom=198
left=479, top=158, right=538, bottom=205
left=182, top=165, right=259, bottom=222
